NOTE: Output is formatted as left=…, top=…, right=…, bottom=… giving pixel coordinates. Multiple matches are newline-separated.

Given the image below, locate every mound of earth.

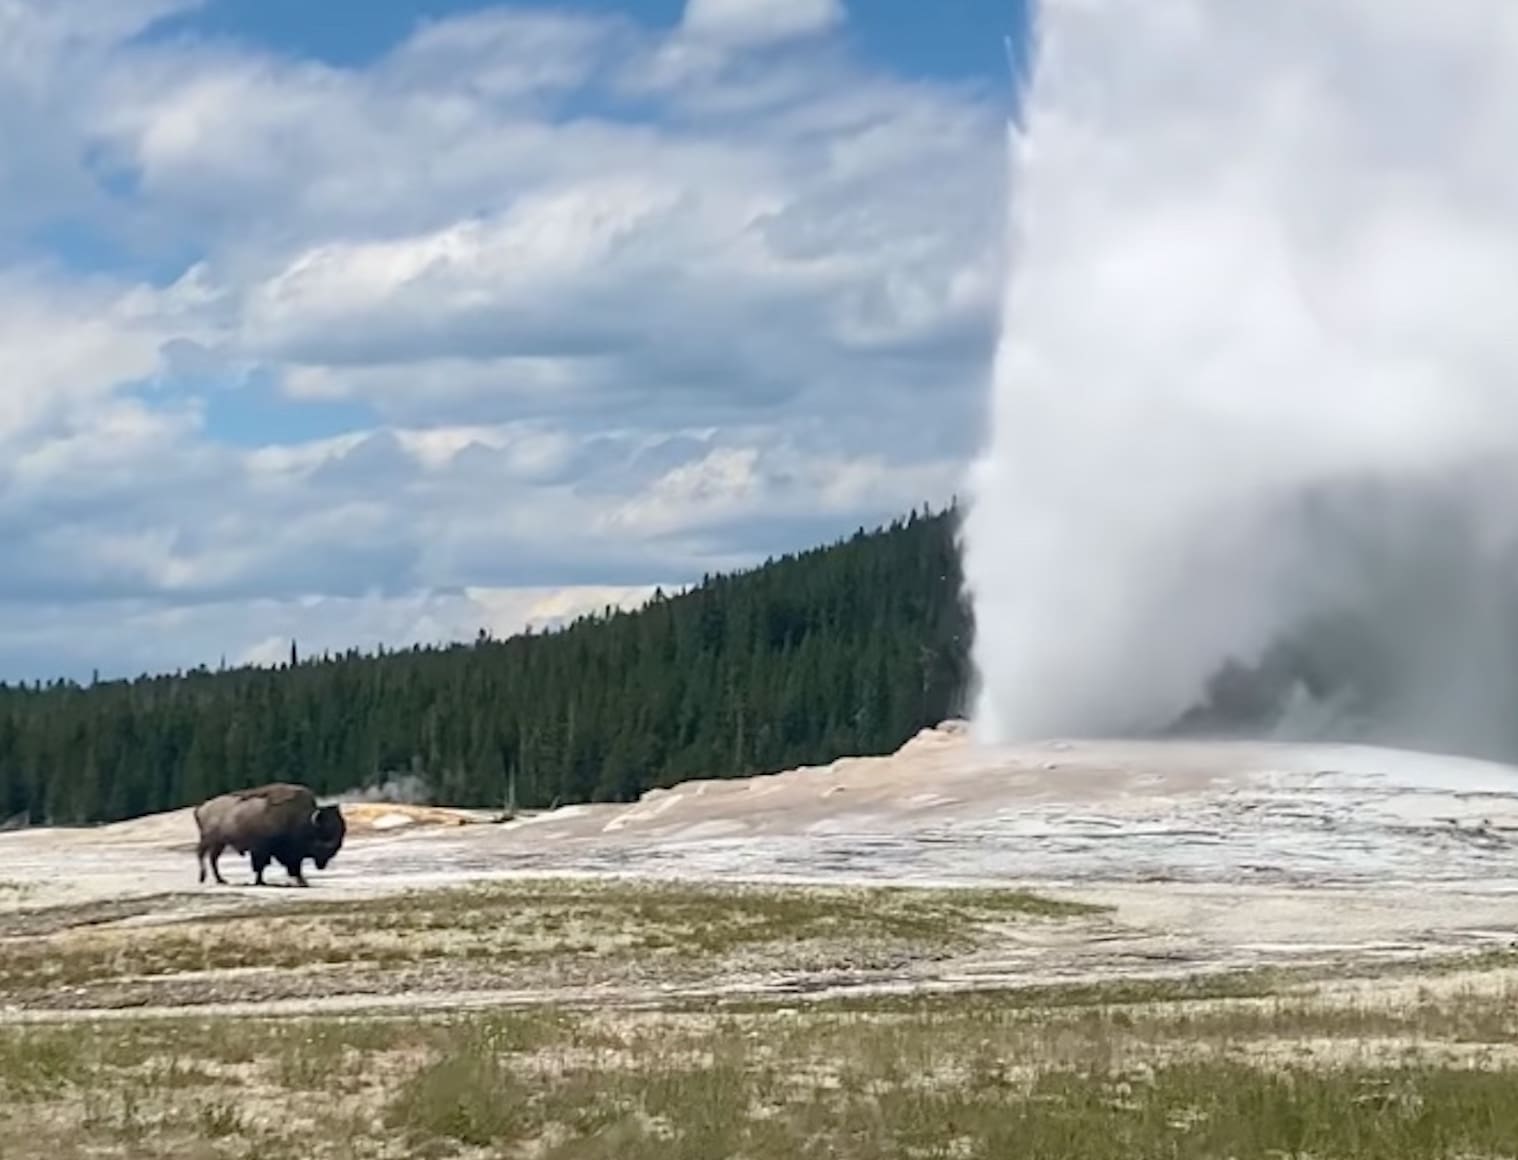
left=336, top=801, right=500, bottom=833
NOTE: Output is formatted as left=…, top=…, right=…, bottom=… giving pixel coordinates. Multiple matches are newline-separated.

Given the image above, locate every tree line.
left=0, top=504, right=972, bottom=825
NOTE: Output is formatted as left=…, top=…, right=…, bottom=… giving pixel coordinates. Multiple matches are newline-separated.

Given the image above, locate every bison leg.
left=251, top=849, right=273, bottom=887
left=203, top=842, right=228, bottom=886
left=278, top=853, right=309, bottom=887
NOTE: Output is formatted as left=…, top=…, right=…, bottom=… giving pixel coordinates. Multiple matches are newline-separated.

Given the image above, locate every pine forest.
left=0, top=505, right=971, bottom=826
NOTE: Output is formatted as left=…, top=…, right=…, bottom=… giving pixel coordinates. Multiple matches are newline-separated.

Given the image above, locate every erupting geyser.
left=962, top=1, right=1518, bottom=761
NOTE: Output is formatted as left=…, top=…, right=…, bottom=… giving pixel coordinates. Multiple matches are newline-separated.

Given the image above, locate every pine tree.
left=0, top=506, right=971, bottom=822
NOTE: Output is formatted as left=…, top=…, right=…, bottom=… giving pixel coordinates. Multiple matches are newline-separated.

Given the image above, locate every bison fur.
left=194, top=783, right=346, bottom=887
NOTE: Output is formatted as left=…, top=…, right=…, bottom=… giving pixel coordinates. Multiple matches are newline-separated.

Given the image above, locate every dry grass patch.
left=0, top=879, right=1101, bottom=1009
left=2, top=965, right=1518, bottom=1157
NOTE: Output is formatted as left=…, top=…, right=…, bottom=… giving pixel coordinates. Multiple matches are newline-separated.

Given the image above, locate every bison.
left=194, top=782, right=346, bottom=887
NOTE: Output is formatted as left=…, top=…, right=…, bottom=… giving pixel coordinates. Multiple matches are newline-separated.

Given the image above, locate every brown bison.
left=194, top=783, right=346, bottom=887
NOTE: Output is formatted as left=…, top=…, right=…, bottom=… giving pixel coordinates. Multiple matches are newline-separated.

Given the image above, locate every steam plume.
left=963, top=1, right=1518, bottom=760
left=332, top=773, right=434, bottom=806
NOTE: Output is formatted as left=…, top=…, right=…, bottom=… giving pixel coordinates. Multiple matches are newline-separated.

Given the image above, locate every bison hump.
left=233, top=782, right=314, bottom=807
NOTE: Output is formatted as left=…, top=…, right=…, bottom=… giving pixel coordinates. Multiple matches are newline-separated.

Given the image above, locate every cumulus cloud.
left=0, top=583, right=666, bottom=685
left=680, top=0, right=845, bottom=47
left=0, top=0, right=995, bottom=680
left=964, top=0, right=1518, bottom=758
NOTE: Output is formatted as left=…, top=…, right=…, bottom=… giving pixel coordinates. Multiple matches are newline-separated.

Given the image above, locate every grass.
left=703, top=967, right=1296, bottom=1017
left=5, top=878, right=1518, bottom=1156
left=0, top=879, right=1103, bottom=1008
left=3, top=971, right=1518, bottom=1158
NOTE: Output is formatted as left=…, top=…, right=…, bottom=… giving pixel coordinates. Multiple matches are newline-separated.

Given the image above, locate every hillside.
left=0, top=504, right=970, bottom=825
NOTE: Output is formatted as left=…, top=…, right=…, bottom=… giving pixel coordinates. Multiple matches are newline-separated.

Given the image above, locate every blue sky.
left=152, top=0, right=1028, bottom=79
left=0, top=0, right=1025, bottom=680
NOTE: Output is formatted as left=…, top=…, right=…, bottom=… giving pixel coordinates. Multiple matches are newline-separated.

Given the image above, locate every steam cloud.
left=963, top=1, right=1518, bottom=760
left=332, top=774, right=434, bottom=806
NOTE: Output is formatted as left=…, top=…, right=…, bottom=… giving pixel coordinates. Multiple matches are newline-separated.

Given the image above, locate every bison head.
left=309, top=804, right=346, bottom=869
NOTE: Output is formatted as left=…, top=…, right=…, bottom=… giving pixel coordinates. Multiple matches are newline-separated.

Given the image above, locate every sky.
left=0, top=0, right=1025, bottom=682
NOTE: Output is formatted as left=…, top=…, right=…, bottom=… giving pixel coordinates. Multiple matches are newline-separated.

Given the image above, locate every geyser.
left=963, top=1, right=1518, bottom=761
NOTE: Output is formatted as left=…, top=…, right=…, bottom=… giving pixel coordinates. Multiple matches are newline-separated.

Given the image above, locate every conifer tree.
left=0, top=505, right=971, bottom=823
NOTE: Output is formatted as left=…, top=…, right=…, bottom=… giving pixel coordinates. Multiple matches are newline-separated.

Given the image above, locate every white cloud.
left=596, top=441, right=958, bottom=539
left=680, top=0, right=845, bottom=48
left=385, top=8, right=629, bottom=99
left=232, top=582, right=663, bottom=664
left=0, top=0, right=992, bottom=679
left=239, top=175, right=701, bottom=364
left=0, top=582, right=664, bottom=682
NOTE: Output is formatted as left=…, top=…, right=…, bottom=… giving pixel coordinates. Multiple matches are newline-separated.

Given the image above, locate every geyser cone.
left=962, top=1, right=1518, bottom=760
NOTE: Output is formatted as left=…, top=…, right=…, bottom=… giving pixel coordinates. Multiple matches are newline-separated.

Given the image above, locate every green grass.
left=5, top=880, right=1517, bottom=1157
left=2, top=967, right=1518, bottom=1158
left=483, top=1063, right=1518, bottom=1159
